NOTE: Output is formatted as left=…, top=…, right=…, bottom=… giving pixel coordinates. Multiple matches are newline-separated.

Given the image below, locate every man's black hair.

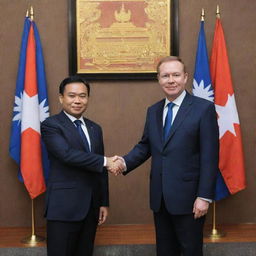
left=59, top=76, right=90, bottom=96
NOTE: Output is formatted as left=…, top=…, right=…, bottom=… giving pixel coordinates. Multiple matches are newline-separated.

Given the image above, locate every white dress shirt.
left=162, top=90, right=186, bottom=126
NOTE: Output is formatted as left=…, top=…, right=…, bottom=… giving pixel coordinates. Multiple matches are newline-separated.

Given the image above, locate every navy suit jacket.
left=123, top=92, right=219, bottom=215
left=41, top=111, right=109, bottom=221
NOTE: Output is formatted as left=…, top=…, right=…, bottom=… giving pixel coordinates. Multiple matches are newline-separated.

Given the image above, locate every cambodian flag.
left=210, top=17, right=246, bottom=198
left=9, top=17, right=49, bottom=199
left=193, top=20, right=230, bottom=200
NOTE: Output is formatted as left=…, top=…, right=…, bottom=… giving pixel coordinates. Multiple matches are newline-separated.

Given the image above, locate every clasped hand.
left=106, top=156, right=126, bottom=176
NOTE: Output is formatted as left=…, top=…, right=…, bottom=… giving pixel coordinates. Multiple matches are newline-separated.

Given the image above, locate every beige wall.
left=1, top=0, right=256, bottom=227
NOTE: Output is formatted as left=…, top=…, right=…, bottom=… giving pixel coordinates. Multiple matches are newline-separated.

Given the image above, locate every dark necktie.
left=74, top=120, right=90, bottom=152
left=163, top=102, right=175, bottom=141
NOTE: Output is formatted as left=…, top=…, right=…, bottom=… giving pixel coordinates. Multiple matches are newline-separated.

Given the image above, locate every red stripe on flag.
left=21, top=128, right=46, bottom=199
left=219, top=125, right=246, bottom=194
left=210, top=18, right=246, bottom=195
left=25, top=24, right=37, bottom=97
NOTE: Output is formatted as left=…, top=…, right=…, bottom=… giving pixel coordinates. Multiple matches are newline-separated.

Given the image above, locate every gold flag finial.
left=30, top=6, right=34, bottom=21
left=201, top=8, right=205, bottom=21
left=26, top=9, right=29, bottom=18
left=216, top=5, right=220, bottom=18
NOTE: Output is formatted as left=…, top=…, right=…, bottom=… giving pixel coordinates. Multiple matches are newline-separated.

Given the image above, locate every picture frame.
left=69, top=0, right=179, bottom=80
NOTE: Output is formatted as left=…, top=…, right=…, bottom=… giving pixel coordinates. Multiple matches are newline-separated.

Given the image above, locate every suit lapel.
left=163, top=92, right=193, bottom=148
left=155, top=99, right=165, bottom=143
left=84, top=118, right=95, bottom=153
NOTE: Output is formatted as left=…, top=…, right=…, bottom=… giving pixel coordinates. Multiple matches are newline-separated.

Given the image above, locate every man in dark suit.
left=111, top=56, right=219, bottom=256
left=41, top=76, right=116, bottom=256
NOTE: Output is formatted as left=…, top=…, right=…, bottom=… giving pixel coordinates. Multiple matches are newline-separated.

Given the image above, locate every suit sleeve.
left=198, top=103, right=219, bottom=199
left=98, top=129, right=109, bottom=207
left=41, top=119, right=104, bottom=173
left=123, top=109, right=151, bottom=175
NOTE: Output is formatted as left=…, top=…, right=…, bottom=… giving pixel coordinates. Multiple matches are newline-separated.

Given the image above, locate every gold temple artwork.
left=76, top=0, right=172, bottom=74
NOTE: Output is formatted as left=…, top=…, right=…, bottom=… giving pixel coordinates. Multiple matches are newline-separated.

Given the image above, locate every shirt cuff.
left=198, top=197, right=212, bottom=203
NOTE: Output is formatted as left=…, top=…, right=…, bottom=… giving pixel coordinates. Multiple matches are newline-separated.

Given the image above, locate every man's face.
left=59, top=82, right=89, bottom=118
left=158, top=60, right=188, bottom=101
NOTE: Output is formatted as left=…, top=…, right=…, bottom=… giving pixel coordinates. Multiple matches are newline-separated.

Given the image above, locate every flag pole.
left=205, top=202, right=225, bottom=239
left=205, top=5, right=226, bottom=239
left=21, top=199, right=45, bottom=245
left=30, top=5, right=34, bottom=21
left=201, top=8, right=205, bottom=21
left=216, top=4, right=220, bottom=19
left=20, top=7, right=45, bottom=245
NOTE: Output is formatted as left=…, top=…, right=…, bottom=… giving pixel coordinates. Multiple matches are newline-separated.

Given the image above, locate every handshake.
left=106, top=156, right=126, bottom=176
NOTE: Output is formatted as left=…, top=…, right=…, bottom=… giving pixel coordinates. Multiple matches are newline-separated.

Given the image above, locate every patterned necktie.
left=163, top=102, right=175, bottom=141
left=74, top=120, right=90, bottom=152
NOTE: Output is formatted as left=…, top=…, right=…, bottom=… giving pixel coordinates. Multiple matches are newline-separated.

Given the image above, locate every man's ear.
left=184, top=72, right=188, bottom=83
left=59, top=94, right=63, bottom=104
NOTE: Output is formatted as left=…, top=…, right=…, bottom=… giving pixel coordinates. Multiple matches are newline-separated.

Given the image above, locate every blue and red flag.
left=9, top=16, right=49, bottom=199
left=210, top=17, right=246, bottom=197
left=193, top=19, right=230, bottom=200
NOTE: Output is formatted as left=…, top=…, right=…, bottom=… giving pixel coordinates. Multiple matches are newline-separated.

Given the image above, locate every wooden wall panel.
left=0, top=0, right=256, bottom=226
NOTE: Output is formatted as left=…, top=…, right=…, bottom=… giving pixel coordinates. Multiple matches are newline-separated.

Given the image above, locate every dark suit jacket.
left=123, top=92, right=219, bottom=215
left=41, top=111, right=109, bottom=221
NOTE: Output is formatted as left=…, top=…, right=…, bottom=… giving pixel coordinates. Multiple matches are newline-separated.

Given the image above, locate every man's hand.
left=98, top=207, right=108, bottom=225
left=193, top=197, right=209, bottom=219
left=106, top=156, right=126, bottom=175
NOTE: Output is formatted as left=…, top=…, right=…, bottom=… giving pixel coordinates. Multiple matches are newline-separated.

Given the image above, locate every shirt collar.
left=164, top=90, right=186, bottom=108
left=63, top=111, right=85, bottom=126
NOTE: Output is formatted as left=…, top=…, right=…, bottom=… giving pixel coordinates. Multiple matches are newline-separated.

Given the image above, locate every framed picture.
left=69, top=0, right=179, bottom=80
